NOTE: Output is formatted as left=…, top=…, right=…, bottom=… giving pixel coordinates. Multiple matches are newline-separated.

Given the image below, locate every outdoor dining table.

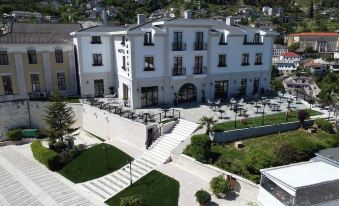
left=238, top=108, right=245, bottom=116
left=230, top=100, right=237, bottom=110
left=271, top=103, right=279, bottom=111
left=218, top=109, right=225, bottom=119
left=254, top=105, right=261, bottom=113
left=162, top=108, right=170, bottom=117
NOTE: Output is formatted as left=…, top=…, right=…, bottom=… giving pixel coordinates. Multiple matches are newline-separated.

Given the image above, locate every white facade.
left=73, top=17, right=277, bottom=109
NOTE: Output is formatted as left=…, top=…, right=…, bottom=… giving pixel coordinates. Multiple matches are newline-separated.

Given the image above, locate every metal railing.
left=172, top=42, right=186, bottom=51
left=172, top=67, right=186, bottom=76
left=193, top=66, right=207, bottom=74
left=193, top=42, right=207, bottom=50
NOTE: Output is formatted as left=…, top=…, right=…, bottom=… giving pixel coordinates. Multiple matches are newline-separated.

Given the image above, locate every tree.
left=275, top=142, right=300, bottom=165
left=288, top=42, right=300, bottom=52
left=190, top=134, right=211, bottom=163
left=309, top=1, right=314, bottom=18
left=43, top=92, right=78, bottom=143
left=199, top=116, right=217, bottom=135
left=271, top=79, right=285, bottom=92
left=271, top=65, right=280, bottom=79
left=195, top=190, right=211, bottom=205
left=297, top=110, right=310, bottom=127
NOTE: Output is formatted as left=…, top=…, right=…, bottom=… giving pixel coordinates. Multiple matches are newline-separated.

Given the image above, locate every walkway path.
left=0, top=145, right=104, bottom=206
left=80, top=119, right=199, bottom=201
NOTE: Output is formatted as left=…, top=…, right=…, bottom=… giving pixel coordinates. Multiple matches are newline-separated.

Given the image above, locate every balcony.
left=172, top=67, right=186, bottom=76
left=172, top=42, right=186, bottom=51
left=243, top=40, right=263, bottom=45
left=255, top=62, right=263, bottom=65
left=93, top=63, right=103, bottom=66
left=144, top=42, right=154, bottom=46
left=219, top=41, right=227, bottom=45
left=193, top=66, right=207, bottom=75
left=193, top=42, right=207, bottom=51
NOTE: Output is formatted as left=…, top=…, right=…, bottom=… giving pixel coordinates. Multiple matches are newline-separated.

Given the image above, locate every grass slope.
left=58, top=143, right=132, bottom=183
left=105, top=170, right=180, bottom=206
left=213, top=109, right=321, bottom=132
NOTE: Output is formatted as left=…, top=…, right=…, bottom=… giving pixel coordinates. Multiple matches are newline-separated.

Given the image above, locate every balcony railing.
left=144, top=42, right=154, bottom=46
left=172, top=67, right=186, bottom=76
left=243, top=40, right=263, bottom=45
left=193, top=66, right=207, bottom=74
left=219, top=41, right=227, bottom=45
left=172, top=42, right=186, bottom=51
left=193, top=42, right=207, bottom=50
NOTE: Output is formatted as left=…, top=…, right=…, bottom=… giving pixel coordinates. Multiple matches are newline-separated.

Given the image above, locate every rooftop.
left=261, top=161, right=339, bottom=189
left=316, top=147, right=339, bottom=164
left=281, top=51, right=300, bottom=57
left=288, top=32, right=339, bottom=37
left=0, top=23, right=81, bottom=44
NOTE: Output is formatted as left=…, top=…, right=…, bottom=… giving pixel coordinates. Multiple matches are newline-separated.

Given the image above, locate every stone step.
left=153, top=141, right=175, bottom=151
left=82, top=184, right=107, bottom=200
left=89, top=181, right=112, bottom=196
left=139, top=157, right=158, bottom=167
left=142, top=152, right=165, bottom=163
left=148, top=149, right=169, bottom=160
left=152, top=144, right=171, bottom=155
left=173, top=124, right=196, bottom=132
left=110, top=173, right=129, bottom=186
left=103, top=176, right=124, bottom=189
left=132, top=161, right=152, bottom=173
left=116, top=170, right=138, bottom=183
left=161, top=135, right=182, bottom=144
left=97, top=179, right=118, bottom=193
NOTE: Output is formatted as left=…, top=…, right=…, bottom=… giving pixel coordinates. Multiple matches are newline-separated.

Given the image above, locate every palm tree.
left=199, top=116, right=217, bottom=135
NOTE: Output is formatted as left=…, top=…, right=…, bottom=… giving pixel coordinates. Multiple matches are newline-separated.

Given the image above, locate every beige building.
left=0, top=23, right=81, bottom=102
left=287, top=32, right=339, bottom=53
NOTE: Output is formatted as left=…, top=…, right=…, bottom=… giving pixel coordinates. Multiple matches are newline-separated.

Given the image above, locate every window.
left=55, top=49, right=63, bottom=63
left=194, top=56, right=204, bottom=74
left=144, top=32, right=153, bottom=46
left=194, top=32, right=205, bottom=50
left=122, top=56, right=126, bottom=70
left=91, top=36, right=101, bottom=44
left=173, top=32, right=185, bottom=51
left=240, top=79, right=247, bottom=95
left=30, top=74, right=40, bottom=92
left=255, top=53, right=262, bottom=64
left=141, top=86, right=158, bottom=107
left=93, top=54, right=102, bottom=66
left=242, top=54, right=249, bottom=65
left=57, top=72, right=66, bottom=90
left=121, top=36, right=126, bottom=45
left=27, top=50, right=37, bottom=64
left=219, top=33, right=227, bottom=45
left=144, top=57, right=154, bottom=71
left=253, top=78, right=260, bottom=94
left=2, top=75, right=13, bottom=95
left=173, top=56, right=185, bottom=76
left=0, top=51, right=9, bottom=65
left=253, top=33, right=260, bottom=43
left=218, top=54, right=226, bottom=67
left=215, top=80, right=228, bottom=99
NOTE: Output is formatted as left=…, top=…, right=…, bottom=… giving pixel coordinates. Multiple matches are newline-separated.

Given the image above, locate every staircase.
left=80, top=119, right=198, bottom=200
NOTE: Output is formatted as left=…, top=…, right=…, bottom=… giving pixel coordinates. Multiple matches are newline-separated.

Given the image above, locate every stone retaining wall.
left=211, top=120, right=314, bottom=143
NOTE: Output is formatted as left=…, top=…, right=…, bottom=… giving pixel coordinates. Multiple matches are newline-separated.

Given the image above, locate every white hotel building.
left=72, top=15, right=277, bottom=109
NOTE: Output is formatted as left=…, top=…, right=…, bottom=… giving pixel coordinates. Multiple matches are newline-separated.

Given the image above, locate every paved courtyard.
left=0, top=145, right=105, bottom=206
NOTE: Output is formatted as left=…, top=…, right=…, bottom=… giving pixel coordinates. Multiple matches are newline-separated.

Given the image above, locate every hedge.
left=315, top=119, right=335, bottom=134
left=6, top=129, right=22, bottom=141
left=31, top=140, right=62, bottom=171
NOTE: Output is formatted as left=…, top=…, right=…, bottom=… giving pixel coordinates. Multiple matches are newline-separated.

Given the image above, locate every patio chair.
left=207, top=99, right=213, bottom=108
left=215, top=99, right=221, bottom=109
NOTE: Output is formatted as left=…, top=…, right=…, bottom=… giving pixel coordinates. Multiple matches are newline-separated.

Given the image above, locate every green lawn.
left=105, top=170, right=180, bottom=206
left=213, top=109, right=322, bottom=132
left=211, top=129, right=339, bottom=183
left=58, top=143, right=132, bottom=183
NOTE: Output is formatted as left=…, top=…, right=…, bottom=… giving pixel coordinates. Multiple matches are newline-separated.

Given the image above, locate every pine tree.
left=309, top=1, right=314, bottom=18
left=43, top=92, right=78, bottom=143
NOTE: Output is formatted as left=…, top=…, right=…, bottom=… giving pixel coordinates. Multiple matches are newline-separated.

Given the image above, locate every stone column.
left=42, top=52, right=52, bottom=93
left=68, top=52, right=78, bottom=95
left=14, top=53, right=27, bottom=98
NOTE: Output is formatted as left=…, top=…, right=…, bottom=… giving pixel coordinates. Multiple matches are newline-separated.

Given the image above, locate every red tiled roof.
left=281, top=52, right=300, bottom=57
left=304, top=60, right=321, bottom=67
left=288, top=32, right=339, bottom=37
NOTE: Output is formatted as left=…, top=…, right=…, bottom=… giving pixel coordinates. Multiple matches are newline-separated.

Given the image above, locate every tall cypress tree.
left=43, top=92, right=78, bottom=143
left=309, top=1, right=314, bottom=18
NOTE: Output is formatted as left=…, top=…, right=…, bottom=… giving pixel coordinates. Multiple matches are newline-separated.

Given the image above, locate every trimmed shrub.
left=195, top=189, right=211, bottom=204
left=210, top=175, right=231, bottom=198
left=315, top=119, right=335, bottom=134
left=6, top=129, right=22, bottom=141
left=120, top=195, right=144, bottom=206
left=36, top=128, right=48, bottom=139
left=189, top=134, right=211, bottom=163
left=31, top=140, right=62, bottom=171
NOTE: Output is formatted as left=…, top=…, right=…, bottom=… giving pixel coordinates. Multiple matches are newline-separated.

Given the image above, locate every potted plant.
left=210, top=175, right=232, bottom=198
left=195, top=189, right=211, bottom=206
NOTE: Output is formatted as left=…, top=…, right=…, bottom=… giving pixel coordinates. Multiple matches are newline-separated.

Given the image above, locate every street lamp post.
left=103, top=145, right=109, bottom=171
left=128, top=159, right=134, bottom=185
left=234, top=104, right=238, bottom=129
left=262, top=101, right=267, bottom=126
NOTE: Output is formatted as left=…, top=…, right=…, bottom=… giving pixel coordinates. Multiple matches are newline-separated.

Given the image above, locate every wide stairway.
left=80, top=119, right=198, bottom=200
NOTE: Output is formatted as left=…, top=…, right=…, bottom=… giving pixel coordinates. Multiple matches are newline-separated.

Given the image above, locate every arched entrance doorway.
left=178, top=83, right=197, bottom=103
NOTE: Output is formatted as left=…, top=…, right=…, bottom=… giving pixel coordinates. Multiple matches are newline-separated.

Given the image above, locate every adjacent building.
left=72, top=15, right=277, bottom=108
left=272, top=44, right=288, bottom=61
left=312, top=147, right=339, bottom=168
left=287, top=32, right=339, bottom=53
left=275, top=52, right=301, bottom=72
left=0, top=23, right=80, bottom=102
left=258, top=161, right=339, bottom=206
left=304, top=58, right=330, bottom=75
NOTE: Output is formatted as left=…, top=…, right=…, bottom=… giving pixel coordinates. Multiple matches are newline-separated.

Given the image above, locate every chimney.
left=137, top=14, right=146, bottom=25
left=184, top=10, right=192, bottom=19
left=226, top=16, right=234, bottom=26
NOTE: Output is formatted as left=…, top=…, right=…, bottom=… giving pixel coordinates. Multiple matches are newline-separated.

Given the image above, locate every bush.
left=49, top=141, right=67, bottom=153
left=189, top=134, right=211, bottom=163
left=120, top=195, right=144, bottom=206
left=210, top=175, right=231, bottom=198
left=195, top=189, right=211, bottom=204
left=6, top=129, right=22, bottom=141
left=275, top=143, right=300, bottom=165
left=315, top=119, right=335, bottom=134
left=36, top=128, right=48, bottom=139
left=31, top=140, right=62, bottom=171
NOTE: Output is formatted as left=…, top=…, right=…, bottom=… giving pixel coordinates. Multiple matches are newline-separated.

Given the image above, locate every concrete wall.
left=171, top=153, right=259, bottom=201
left=211, top=120, right=314, bottom=143
left=82, top=104, right=158, bottom=149
left=0, top=101, right=83, bottom=138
